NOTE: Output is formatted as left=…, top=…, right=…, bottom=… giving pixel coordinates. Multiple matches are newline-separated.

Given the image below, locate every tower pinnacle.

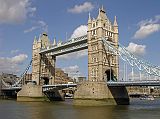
left=114, top=16, right=118, bottom=26
left=53, top=37, right=56, bottom=46
left=88, top=12, right=91, bottom=23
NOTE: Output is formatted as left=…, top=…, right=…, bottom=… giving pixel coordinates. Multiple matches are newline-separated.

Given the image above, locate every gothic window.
left=92, top=23, right=96, bottom=28
left=95, top=68, right=98, bottom=77
left=103, top=23, right=106, bottom=27
left=92, top=30, right=94, bottom=35
left=91, top=67, right=98, bottom=77
left=91, top=68, right=94, bottom=77
left=92, top=54, right=97, bottom=63
left=109, top=25, right=111, bottom=30
left=112, top=56, right=114, bottom=64
left=92, top=30, right=96, bottom=35
left=95, top=30, right=97, bottom=35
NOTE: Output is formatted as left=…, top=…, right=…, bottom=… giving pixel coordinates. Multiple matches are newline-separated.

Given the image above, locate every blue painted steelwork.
left=102, top=37, right=160, bottom=77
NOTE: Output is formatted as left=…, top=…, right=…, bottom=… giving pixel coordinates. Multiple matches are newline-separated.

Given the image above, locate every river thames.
left=0, top=99, right=160, bottom=119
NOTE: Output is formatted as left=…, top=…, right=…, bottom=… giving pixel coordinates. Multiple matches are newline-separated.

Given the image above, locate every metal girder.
left=42, top=84, right=77, bottom=92
left=102, top=38, right=160, bottom=77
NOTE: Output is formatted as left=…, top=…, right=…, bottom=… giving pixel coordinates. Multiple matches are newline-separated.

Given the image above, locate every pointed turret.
left=88, top=12, right=92, bottom=31
left=38, top=34, right=41, bottom=42
left=101, top=5, right=104, bottom=12
left=53, top=37, right=56, bottom=46
left=88, top=12, right=91, bottom=23
left=33, top=36, right=37, bottom=44
left=97, top=8, right=102, bottom=20
left=113, top=16, right=118, bottom=26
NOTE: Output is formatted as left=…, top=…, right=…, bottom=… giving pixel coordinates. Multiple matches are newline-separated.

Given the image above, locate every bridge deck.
left=107, top=80, right=160, bottom=86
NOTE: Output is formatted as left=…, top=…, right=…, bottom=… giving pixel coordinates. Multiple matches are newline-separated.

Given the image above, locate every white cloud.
left=0, top=54, right=28, bottom=74
left=63, top=65, right=79, bottom=73
left=57, top=49, right=88, bottom=60
left=63, top=65, right=81, bottom=78
left=68, top=2, right=94, bottom=14
left=11, top=49, right=19, bottom=54
left=0, top=0, right=36, bottom=24
left=133, top=15, right=160, bottom=39
left=126, top=42, right=146, bottom=56
left=57, top=25, right=88, bottom=60
left=71, top=25, right=87, bottom=38
left=11, top=54, right=28, bottom=64
left=24, top=20, right=48, bottom=33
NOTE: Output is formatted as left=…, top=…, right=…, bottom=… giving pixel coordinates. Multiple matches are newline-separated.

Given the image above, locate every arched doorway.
left=42, top=77, right=49, bottom=85
left=105, top=69, right=116, bottom=81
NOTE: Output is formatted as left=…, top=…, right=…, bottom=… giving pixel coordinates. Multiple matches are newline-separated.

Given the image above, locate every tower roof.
left=97, top=6, right=107, bottom=20
left=42, top=32, right=48, bottom=36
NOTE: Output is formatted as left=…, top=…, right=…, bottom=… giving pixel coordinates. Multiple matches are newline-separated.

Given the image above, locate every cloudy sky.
left=0, top=0, right=160, bottom=78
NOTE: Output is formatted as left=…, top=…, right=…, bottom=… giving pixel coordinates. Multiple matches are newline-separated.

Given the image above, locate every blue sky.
left=0, top=0, right=160, bottom=78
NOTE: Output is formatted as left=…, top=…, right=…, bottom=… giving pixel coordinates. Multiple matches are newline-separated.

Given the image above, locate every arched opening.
left=42, top=77, right=49, bottom=85
left=105, top=69, right=116, bottom=81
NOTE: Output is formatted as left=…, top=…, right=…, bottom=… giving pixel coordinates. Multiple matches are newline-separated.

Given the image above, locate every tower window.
left=92, top=23, right=96, bottom=28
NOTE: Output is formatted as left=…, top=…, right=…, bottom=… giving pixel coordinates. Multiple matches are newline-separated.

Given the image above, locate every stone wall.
left=17, top=83, right=45, bottom=101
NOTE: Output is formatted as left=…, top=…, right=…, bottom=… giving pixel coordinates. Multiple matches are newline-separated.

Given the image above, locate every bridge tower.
left=32, top=33, right=55, bottom=85
left=87, top=7, right=119, bottom=82
left=74, top=7, right=129, bottom=105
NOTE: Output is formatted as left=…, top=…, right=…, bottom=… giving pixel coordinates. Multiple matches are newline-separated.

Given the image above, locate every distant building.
left=55, top=68, right=73, bottom=84
left=77, top=77, right=86, bottom=82
left=0, top=73, right=18, bottom=85
left=23, top=73, right=32, bottom=84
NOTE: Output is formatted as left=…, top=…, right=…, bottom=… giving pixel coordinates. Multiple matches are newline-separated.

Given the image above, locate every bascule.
left=1, top=6, right=160, bottom=105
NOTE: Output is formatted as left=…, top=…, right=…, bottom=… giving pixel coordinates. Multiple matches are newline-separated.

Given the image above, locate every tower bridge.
left=1, top=6, right=160, bottom=105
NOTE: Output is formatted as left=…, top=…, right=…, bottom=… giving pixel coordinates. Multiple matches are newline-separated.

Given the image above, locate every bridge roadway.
left=2, top=80, right=160, bottom=92
left=1, top=83, right=77, bottom=92
left=107, top=80, right=160, bottom=86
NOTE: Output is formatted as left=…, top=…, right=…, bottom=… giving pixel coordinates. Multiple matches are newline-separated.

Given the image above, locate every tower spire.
left=114, top=16, right=118, bottom=26
left=101, top=5, right=104, bottom=11
left=38, top=34, right=41, bottom=42
left=53, top=37, right=56, bottom=46
left=97, top=8, right=102, bottom=20
left=88, top=12, right=91, bottom=23
left=33, top=36, right=37, bottom=44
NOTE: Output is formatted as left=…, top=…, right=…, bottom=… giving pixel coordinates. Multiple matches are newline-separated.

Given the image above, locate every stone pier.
left=17, top=83, right=65, bottom=101
left=74, top=81, right=129, bottom=106
left=17, top=83, right=46, bottom=101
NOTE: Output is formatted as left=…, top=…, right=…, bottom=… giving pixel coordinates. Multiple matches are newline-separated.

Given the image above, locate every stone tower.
left=88, top=7, right=119, bottom=82
left=74, top=7, right=129, bottom=105
left=32, top=33, right=55, bottom=85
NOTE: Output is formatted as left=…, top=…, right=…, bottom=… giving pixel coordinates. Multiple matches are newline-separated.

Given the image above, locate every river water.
left=0, top=99, right=160, bottom=119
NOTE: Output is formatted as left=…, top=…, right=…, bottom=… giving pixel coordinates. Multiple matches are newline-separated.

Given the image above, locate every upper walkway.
left=39, top=35, right=87, bottom=56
